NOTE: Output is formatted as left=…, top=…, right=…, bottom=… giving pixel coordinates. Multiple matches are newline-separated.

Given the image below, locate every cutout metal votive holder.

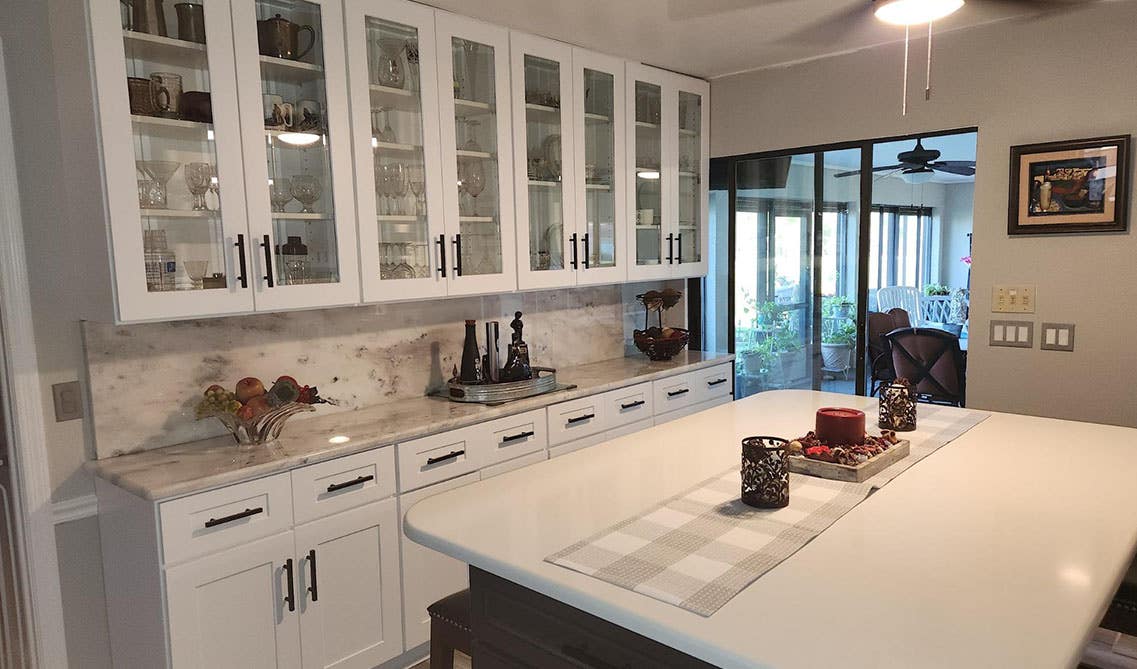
left=879, top=381, right=917, bottom=431
left=741, top=436, right=789, bottom=509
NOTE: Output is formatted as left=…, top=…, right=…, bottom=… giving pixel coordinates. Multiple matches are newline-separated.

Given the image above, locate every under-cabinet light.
left=874, top=0, right=963, bottom=26
left=277, top=132, right=323, bottom=147
left=637, top=170, right=660, bottom=180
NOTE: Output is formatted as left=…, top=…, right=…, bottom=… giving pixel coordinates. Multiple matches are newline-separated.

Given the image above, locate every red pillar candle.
left=815, top=407, right=866, bottom=446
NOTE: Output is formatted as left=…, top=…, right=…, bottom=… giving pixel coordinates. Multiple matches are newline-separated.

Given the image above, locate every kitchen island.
left=405, top=390, right=1137, bottom=668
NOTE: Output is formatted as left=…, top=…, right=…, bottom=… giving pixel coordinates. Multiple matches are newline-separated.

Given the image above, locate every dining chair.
left=884, top=327, right=966, bottom=407
left=867, top=309, right=912, bottom=396
left=876, top=286, right=922, bottom=326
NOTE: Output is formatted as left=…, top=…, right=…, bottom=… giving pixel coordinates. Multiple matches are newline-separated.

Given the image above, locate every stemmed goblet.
left=269, top=177, right=293, bottom=213
left=290, top=175, right=323, bottom=214
left=184, top=162, right=213, bottom=211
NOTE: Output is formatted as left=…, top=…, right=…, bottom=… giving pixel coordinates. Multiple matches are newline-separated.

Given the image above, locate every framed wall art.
left=1008, top=134, right=1130, bottom=235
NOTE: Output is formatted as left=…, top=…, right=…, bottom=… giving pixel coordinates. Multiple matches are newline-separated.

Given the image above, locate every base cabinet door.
left=295, top=499, right=403, bottom=669
left=166, top=532, right=302, bottom=669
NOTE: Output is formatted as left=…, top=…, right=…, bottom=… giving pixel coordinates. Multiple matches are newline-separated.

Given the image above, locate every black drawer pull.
left=234, top=234, right=248, bottom=288
left=436, top=234, right=447, bottom=278
left=283, top=557, right=295, bottom=612
left=501, top=430, right=535, bottom=443
left=562, top=643, right=623, bottom=669
left=707, top=378, right=728, bottom=387
left=426, top=450, right=464, bottom=466
left=204, top=506, right=263, bottom=528
left=566, top=413, right=595, bottom=425
left=260, top=234, right=274, bottom=288
left=667, top=388, right=690, bottom=397
left=326, top=474, right=374, bottom=493
left=306, top=549, right=318, bottom=602
left=620, top=400, right=646, bottom=410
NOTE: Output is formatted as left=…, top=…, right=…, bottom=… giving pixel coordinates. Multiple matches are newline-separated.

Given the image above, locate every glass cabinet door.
left=675, top=79, right=709, bottom=277
left=233, top=0, right=360, bottom=310
left=510, top=34, right=575, bottom=290
left=346, top=0, right=446, bottom=301
left=572, top=49, right=626, bottom=285
left=625, top=64, right=672, bottom=280
left=435, top=13, right=516, bottom=296
left=91, top=0, right=254, bottom=321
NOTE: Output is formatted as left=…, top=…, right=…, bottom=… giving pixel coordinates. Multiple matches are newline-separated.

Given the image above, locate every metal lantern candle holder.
left=741, top=436, right=790, bottom=509
left=878, top=381, right=917, bottom=432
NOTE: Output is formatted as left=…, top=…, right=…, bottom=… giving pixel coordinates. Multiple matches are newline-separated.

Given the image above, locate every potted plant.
left=822, top=295, right=855, bottom=320
left=821, top=321, right=857, bottom=373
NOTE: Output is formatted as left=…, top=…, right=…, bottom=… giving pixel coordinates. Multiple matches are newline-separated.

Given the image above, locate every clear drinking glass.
left=269, top=177, right=294, bottom=212
left=136, top=160, right=181, bottom=210
left=184, top=162, right=213, bottom=211
left=407, top=164, right=425, bottom=216
left=289, top=175, right=323, bottom=214
left=183, top=260, right=209, bottom=289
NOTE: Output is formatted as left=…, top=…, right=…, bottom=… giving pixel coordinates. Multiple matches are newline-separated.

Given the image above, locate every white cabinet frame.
left=624, top=62, right=675, bottom=281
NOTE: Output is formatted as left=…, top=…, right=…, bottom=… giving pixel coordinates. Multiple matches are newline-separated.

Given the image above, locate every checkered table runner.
left=546, top=403, right=988, bottom=616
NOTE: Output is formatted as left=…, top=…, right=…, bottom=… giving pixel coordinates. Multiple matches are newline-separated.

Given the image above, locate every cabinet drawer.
left=603, top=382, right=653, bottom=430
left=607, top=417, right=653, bottom=440
left=693, top=363, right=733, bottom=403
left=548, top=431, right=609, bottom=459
left=653, top=371, right=698, bottom=413
left=481, top=450, right=547, bottom=480
left=654, top=395, right=732, bottom=426
left=398, top=428, right=478, bottom=492
left=547, top=395, right=606, bottom=446
left=159, top=472, right=293, bottom=565
left=291, top=447, right=396, bottom=525
left=478, top=409, right=548, bottom=469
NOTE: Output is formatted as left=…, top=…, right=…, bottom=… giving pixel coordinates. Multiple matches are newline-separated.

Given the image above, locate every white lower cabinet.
left=295, top=499, right=403, bottom=669
left=166, top=532, right=302, bottom=669
left=654, top=394, right=733, bottom=426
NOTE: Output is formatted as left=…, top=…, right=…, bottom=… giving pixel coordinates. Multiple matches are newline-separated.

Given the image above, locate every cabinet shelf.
left=369, top=84, right=423, bottom=112
left=132, top=115, right=213, bottom=133
left=454, top=98, right=494, bottom=117
left=260, top=55, right=324, bottom=80
left=272, top=212, right=330, bottom=220
left=524, top=102, right=561, bottom=119
left=456, top=149, right=494, bottom=159
left=459, top=216, right=495, bottom=223
left=584, top=112, right=611, bottom=123
left=679, top=171, right=698, bottom=178
left=122, top=30, right=207, bottom=61
left=635, top=225, right=662, bottom=230
left=635, top=121, right=661, bottom=130
left=585, top=183, right=612, bottom=191
left=528, top=180, right=562, bottom=188
left=139, top=208, right=217, bottom=218
left=377, top=215, right=419, bottom=222
left=373, top=141, right=421, bottom=153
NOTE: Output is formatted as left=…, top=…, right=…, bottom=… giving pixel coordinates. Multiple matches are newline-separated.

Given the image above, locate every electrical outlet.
left=989, top=320, right=1033, bottom=348
left=992, top=285, right=1036, bottom=313
left=52, top=381, right=83, bottom=422
left=1040, top=323, right=1075, bottom=351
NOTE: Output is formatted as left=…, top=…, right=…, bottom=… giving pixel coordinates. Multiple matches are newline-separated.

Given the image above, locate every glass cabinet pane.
left=255, top=0, right=339, bottom=286
left=583, top=68, right=616, bottom=270
left=521, top=55, right=565, bottom=273
left=367, top=16, right=430, bottom=281
left=634, top=81, right=663, bottom=266
left=451, top=37, right=503, bottom=276
left=122, top=13, right=230, bottom=293
left=678, top=90, right=702, bottom=265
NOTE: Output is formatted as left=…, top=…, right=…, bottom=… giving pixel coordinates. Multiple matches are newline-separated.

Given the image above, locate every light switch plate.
left=1040, top=322, right=1075, bottom=351
left=51, top=381, right=83, bottom=422
left=992, top=285, right=1036, bottom=313
left=989, top=320, right=1033, bottom=348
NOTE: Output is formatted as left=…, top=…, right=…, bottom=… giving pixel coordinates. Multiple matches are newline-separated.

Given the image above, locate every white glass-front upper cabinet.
left=572, top=49, right=627, bottom=285
left=346, top=0, right=447, bottom=301
left=434, top=13, right=517, bottom=296
left=625, top=63, right=673, bottom=281
left=91, top=0, right=254, bottom=321
left=673, top=73, right=709, bottom=278
left=232, top=0, right=360, bottom=311
left=510, top=33, right=575, bottom=290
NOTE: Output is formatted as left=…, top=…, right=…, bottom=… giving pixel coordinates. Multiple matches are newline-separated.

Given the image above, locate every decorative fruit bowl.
left=633, top=288, right=689, bottom=361
left=196, top=375, right=328, bottom=449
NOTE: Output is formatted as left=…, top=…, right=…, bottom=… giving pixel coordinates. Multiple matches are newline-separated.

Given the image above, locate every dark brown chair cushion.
left=885, top=327, right=966, bottom=406
left=428, top=589, right=471, bottom=635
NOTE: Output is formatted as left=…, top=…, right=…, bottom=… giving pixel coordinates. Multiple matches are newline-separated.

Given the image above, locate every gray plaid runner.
left=546, top=403, right=988, bottom=616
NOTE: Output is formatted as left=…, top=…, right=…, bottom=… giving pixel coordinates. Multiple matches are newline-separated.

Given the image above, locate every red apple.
left=235, top=377, right=266, bottom=403
left=235, top=404, right=256, bottom=421
left=244, top=395, right=272, bottom=418
left=205, top=384, right=226, bottom=395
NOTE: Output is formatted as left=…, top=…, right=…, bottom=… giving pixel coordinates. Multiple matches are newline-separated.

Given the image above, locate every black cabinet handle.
left=234, top=234, right=248, bottom=288
left=707, top=378, right=728, bottom=387
left=436, top=234, right=447, bottom=278
left=501, top=430, right=534, bottom=443
left=582, top=233, right=590, bottom=269
left=667, top=388, right=690, bottom=397
left=260, top=234, right=275, bottom=287
left=283, top=558, right=295, bottom=612
left=326, top=474, right=374, bottom=493
left=569, top=232, right=578, bottom=269
left=306, top=549, right=318, bottom=602
left=665, top=233, right=674, bottom=264
left=562, top=643, right=621, bottom=669
left=204, top=506, right=263, bottom=528
left=453, top=234, right=462, bottom=276
left=620, top=400, right=646, bottom=410
left=677, top=232, right=683, bottom=264
left=426, top=450, right=464, bottom=466
left=566, top=413, right=595, bottom=425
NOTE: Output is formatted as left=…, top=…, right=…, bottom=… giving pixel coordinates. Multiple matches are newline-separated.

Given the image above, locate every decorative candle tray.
left=787, top=440, right=910, bottom=483
left=445, top=367, right=571, bottom=405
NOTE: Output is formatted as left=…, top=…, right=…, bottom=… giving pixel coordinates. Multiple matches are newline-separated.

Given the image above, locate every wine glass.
left=374, top=107, right=397, bottom=144
left=407, top=165, right=425, bottom=216
left=183, top=260, right=208, bottom=290
left=269, top=177, right=293, bottom=213
left=207, top=175, right=220, bottom=211
left=463, top=160, right=485, bottom=217
left=289, top=175, right=323, bottom=214
left=375, top=163, right=391, bottom=215
left=184, top=162, right=213, bottom=211
left=390, top=163, right=408, bottom=215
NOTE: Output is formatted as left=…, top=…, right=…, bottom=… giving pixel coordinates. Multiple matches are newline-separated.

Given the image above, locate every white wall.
left=712, top=1, right=1137, bottom=427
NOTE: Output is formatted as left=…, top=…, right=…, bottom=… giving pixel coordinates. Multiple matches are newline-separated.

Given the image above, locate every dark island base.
left=470, top=567, right=719, bottom=668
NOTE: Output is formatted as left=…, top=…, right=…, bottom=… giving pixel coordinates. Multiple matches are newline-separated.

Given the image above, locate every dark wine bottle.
left=460, top=319, right=483, bottom=384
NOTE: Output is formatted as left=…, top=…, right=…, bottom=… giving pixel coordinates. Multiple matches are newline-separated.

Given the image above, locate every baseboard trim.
left=52, top=495, right=98, bottom=524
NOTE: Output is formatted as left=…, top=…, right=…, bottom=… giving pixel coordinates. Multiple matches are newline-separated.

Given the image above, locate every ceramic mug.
left=149, top=72, right=183, bottom=118
left=256, top=14, right=315, bottom=61
left=127, top=77, right=155, bottom=115
left=262, top=94, right=293, bottom=129
left=295, top=99, right=321, bottom=131
left=180, top=91, right=212, bottom=123
left=174, top=2, right=206, bottom=44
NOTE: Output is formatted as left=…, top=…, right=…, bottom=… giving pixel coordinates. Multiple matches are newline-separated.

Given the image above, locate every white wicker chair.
left=875, top=286, right=922, bottom=325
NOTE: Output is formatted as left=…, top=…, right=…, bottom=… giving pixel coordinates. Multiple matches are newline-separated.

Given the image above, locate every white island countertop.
left=405, top=390, right=1137, bottom=669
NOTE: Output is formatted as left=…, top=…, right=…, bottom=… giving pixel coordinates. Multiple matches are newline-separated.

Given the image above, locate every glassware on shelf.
left=457, top=120, right=485, bottom=215
left=407, top=164, right=425, bottom=216
left=207, top=176, right=220, bottom=211
left=269, top=177, right=294, bottom=212
left=376, top=39, right=406, bottom=89
left=391, top=244, right=415, bottom=279
left=138, top=179, right=161, bottom=209
left=280, top=236, right=310, bottom=285
left=184, top=162, right=214, bottom=211
left=149, top=72, right=183, bottom=119
left=413, top=243, right=428, bottom=277
left=375, top=163, right=391, bottom=215
left=289, top=175, right=323, bottom=214
left=373, top=107, right=397, bottom=143
left=143, top=230, right=177, bottom=292
left=136, top=161, right=181, bottom=210
left=463, top=160, right=485, bottom=216
left=390, top=163, right=408, bottom=215
left=458, top=39, right=480, bottom=102
left=183, top=260, right=209, bottom=290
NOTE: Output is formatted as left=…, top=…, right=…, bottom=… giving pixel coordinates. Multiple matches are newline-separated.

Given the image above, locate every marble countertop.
left=406, top=390, right=1137, bottom=669
left=87, top=351, right=733, bottom=500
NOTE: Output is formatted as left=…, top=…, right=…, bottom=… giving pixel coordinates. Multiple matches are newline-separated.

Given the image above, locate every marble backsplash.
left=83, top=281, right=686, bottom=458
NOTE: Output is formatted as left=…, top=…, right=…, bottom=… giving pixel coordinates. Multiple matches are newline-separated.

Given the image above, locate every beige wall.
left=712, top=1, right=1137, bottom=426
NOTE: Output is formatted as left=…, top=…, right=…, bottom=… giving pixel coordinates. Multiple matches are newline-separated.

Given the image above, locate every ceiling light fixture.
left=277, top=131, right=323, bottom=147
left=901, top=166, right=935, bottom=184
left=874, top=0, right=963, bottom=26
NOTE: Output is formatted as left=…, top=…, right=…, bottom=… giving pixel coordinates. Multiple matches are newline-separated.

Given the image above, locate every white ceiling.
left=418, top=0, right=1096, bottom=79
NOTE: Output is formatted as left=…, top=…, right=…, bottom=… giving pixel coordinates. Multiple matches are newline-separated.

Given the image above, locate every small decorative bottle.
left=460, top=319, right=484, bottom=384
left=501, top=311, right=532, bottom=382
left=143, top=229, right=177, bottom=292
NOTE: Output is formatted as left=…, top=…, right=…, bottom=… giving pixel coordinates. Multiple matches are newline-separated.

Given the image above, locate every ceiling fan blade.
left=931, top=161, right=977, bottom=167
left=834, top=164, right=909, bottom=178
left=666, top=0, right=789, bottom=20
left=833, top=169, right=861, bottom=178
left=930, top=164, right=977, bottom=176
left=979, top=0, right=1102, bottom=13
left=774, top=3, right=876, bottom=45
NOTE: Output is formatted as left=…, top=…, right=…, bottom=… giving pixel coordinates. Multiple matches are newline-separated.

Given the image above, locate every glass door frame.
left=704, top=126, right=978, bottom=396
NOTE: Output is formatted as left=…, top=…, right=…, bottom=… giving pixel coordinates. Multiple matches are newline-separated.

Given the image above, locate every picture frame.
left=1007, top=134, right=1130, bottom=235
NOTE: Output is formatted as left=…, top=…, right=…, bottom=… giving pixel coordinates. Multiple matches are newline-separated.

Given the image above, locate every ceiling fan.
left=834, top=138, right=976, bottom=183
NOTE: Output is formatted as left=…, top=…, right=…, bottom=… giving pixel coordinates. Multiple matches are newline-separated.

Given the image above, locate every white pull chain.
left=902, top=24, right=910, bottom=116
left=926, top=20, right=934, bottom=101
